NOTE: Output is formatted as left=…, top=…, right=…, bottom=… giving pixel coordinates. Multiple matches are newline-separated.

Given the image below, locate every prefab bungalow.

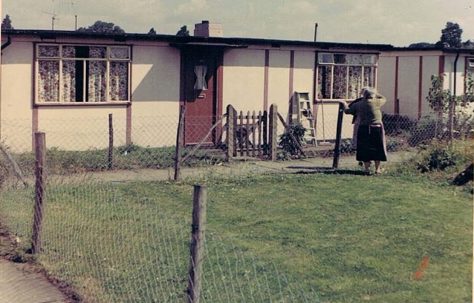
left=1, top=21, right=472, bottom=153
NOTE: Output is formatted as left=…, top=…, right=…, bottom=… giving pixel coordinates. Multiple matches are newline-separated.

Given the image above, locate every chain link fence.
left=0, top=108, right=472, bottom=302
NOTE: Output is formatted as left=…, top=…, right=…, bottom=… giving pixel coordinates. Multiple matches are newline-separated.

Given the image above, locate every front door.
left=182, top=47, right=223, bottom=145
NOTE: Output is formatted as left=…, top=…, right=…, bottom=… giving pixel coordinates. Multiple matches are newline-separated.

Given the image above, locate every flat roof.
left=1, top=29, right=394, bottom=51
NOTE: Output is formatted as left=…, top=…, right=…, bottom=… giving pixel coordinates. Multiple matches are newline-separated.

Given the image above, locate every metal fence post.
left=187, top=184, right=207, bottom=303
left=174, top=105, right=185, bottom=181
left=31, top=132, right=46, bottom=254
left=332, top=102, right=344, bottom=169
left=108, top=113, right=114, bottom=170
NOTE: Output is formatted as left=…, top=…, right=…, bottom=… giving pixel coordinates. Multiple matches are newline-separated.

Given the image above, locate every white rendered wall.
left=377, top=56, right=396, bottom=114
left=397, top=56, right=420, bottom=118
left=267, top=50, right=291, bottom=120
left=0, top=42, right=34, bottom=151
left=131, top=45, right=181, bottom=147
left=222, top=49, right=265, bottom=112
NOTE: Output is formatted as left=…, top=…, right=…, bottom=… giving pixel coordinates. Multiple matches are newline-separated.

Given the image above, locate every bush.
left=382, top=113, right=415, bottom=135
left=279, top=123, right=306, bottom=156
left=415, top=141, right=466, bottom=173
left=408, top=115, right=440, bottom=146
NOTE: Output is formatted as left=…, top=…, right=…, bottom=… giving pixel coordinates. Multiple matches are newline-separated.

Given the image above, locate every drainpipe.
left=1, top=36, right=11, bottom=50
left=449, top=52, right=460, bottom=140
left=0, top=36, right=10, bottom=139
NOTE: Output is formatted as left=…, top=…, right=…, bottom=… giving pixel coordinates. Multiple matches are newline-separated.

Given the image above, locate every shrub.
left=415, top=141, right=465, bottom=173
left=382, top=113, right=415, bottom=135
left=408, top=115, right=440, bottom=146
left=279, top=123, right=306, bottom=156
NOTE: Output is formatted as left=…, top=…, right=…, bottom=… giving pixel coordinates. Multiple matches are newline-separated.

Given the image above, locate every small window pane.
left=38, top=61, right=59, bottom=102
left=362, top=55, right=376, bottom=65
left=334, top=54, right=346, bottom=64
left=333, top=66, right=347, bottom=99
left=317, top=65, right=332, bottom=99
left=110, top=62, right=129, bottom=101
left=318, top=53, right=334, bottom=64
left=88, top=61, right=107, bottom=102
left=347, top=54, right=363, bottom=65
left=468, top=58, right=474, bottom=68
left=110, top=47, right=130, bottom=59
left=89, top=47, right=107, bottom=58
left=38, top=45, right=59, bottom=58
left=62, top=46, right=76, bottom=58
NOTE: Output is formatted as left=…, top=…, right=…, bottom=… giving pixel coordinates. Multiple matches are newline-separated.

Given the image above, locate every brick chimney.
left=194, top=20, right=223, bottom=37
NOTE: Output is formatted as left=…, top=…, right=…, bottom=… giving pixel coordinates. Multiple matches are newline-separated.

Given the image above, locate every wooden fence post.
left=31, top=132, right=46, bottom=254
left=187, top=184, right=207, bottom=303
left=174, top=105, right=185, bottom=181
left=226, top=105, right=234, bottom=161
left=108, top=113, right=114, bottom=170
left=269, top=104, right=277, bottom=161
left=332, top=102, right=344, bottom=169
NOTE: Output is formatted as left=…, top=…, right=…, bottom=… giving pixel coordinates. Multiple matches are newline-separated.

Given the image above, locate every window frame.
left=34, top=43, right=131, bottom=105
left=315, top=52, right=378, bottom=101
left=466, top=57, right=474, bottom=95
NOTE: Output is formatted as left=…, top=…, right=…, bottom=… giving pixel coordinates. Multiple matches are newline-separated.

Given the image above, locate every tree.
left=408, top=42, right=435, bottom=48
left=176, top=25, right=190, bottom=37
left=436, top=22, right=463, bottom=48
left=462, top=40, right=474, bottom=49
left=148, top=27, right=157, bottom=35
left=1, top=14, right=13, bottom=30
left=77, top=20, right=125, bottom=34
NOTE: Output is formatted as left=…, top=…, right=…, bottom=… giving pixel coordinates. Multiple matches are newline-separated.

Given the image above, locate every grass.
left=0, top=173, right=472, bottom=302
left=2, top=144, right=225, bottom=178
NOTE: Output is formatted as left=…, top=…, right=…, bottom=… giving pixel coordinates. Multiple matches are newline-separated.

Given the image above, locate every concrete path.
left=0, top=260, right=67, bottom=303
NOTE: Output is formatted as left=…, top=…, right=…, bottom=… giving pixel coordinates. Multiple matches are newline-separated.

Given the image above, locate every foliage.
left=1, top=14, right=13, bottom=30
left=436, top=21, right=463, bottom=48
left=408, top=42, right=435, bottom=48
left=278, top=123, right=305, bottom=156
left=147, top=27, right=157, bottom=35
left=382, top=113, right=415, bottom=135
left=462, top=40, right=474, bottom=49
left=426, top=74, right=450, bottom=114
left=176, top=25, right=190, bottom=37
left=415, top=142, right=464, bottom=172
left=407, top=115, right=440, bottom=145
left=77, top=20, right=125, bottom=34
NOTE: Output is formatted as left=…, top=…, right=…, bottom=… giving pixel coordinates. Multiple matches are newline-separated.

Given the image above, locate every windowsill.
left=34, top=101, right=131, bottom=107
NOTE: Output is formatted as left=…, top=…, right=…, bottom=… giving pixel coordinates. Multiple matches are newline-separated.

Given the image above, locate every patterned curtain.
left=363, top=67, right=375, bottom=87
left=348, top=66, right=363, bottom=99
left=317, top=66, right=332, bottom=99
left=61, top=46, right=76, bottom=102
left=110, top=62, right=128, bottom=101
left=88, top=61, right=107, bottom=102
left=38, top=61, right=60, bottom=102
left=333, top=66, right=347, bottom=99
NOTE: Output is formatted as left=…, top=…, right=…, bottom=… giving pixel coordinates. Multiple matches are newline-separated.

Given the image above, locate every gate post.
left=269, top=104, right=277, bottom=161
left=226, top=105, right=235, bottom=161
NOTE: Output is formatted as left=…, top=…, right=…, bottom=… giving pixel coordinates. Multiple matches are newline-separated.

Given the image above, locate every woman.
left=343, top=87, right=387, bottom=175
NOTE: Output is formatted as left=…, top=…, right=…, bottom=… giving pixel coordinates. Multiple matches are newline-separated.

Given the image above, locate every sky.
left=2, top=0, right=473, bottom=47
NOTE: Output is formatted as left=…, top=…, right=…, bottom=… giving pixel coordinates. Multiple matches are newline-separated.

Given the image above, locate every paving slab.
left=0, top=260, right=67, bottom=303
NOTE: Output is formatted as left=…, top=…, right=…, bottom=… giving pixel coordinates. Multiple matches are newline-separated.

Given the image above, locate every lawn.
left=0, top=173, right=471, bottom=303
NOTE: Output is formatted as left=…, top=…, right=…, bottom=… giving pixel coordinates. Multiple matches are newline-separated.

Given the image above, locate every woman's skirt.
left=356, top=124, right=387, bottom=162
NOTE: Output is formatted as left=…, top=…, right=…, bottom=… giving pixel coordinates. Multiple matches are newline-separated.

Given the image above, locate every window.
left=316, top=53, right=377, bottom=100
left=36, top=44, right=131, bottom=103
left=467, top=58, right=474, bottom=94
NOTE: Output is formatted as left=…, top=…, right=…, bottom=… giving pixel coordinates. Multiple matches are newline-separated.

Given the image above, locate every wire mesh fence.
left=0, top=109, right=472, bottom=302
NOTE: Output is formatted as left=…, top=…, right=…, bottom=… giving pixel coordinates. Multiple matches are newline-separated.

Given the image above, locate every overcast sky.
left=2, top=0, right=473, bottom=46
